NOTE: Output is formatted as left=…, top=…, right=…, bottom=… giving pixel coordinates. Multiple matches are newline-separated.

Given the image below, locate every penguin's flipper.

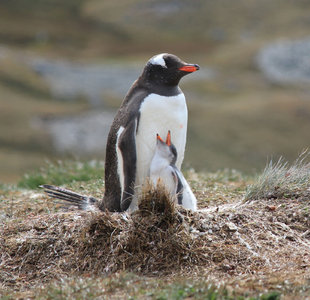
left=40, top=184, right=98, bottom=211
left=173, top=170, right=184, bottom=205
left=175, top=172, right=197, bottom=211
left=117, top=120, right=137, bottom=211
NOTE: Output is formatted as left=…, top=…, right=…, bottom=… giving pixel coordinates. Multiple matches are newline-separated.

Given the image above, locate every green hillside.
left=1, top=0, right=310, bottom=182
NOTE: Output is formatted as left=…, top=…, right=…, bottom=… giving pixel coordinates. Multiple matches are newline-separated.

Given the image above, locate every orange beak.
left=166, top=130, right=171, bottom=146
left=179, top=64, right=200, bottom=73
left=157, top=133, right=164, bottom=143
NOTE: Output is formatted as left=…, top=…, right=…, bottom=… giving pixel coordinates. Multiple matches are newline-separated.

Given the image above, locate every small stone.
left=286, top=235, right=295, bottom=241
left=266, top=205, right=276, bottom=211
left=201, top=223, right=209, bottom=230
left=213, top=225, right=220, bottom=231
left=223, top=222, right=238, bottom=232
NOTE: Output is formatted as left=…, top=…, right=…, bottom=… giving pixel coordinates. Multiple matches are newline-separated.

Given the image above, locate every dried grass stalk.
left=245, top=150, right=310, bottom=201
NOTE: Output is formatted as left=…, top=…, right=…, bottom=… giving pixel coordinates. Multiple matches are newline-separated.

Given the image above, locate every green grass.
left=152, top=284, right=280, bottom=300
left=12, top=273, right=281, bottom=300
left=17, top=160, right=105, bottom=189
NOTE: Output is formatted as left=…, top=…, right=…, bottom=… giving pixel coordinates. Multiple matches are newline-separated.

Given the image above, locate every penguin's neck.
left=150, top=152, right=171, bottom=175
left=139, top=74, right=181, bottom=97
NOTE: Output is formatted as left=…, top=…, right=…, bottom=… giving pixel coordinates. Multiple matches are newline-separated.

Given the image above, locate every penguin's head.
left=155, top=131, right=178, bottom=165
left=143, top=53, right=200, bottom=87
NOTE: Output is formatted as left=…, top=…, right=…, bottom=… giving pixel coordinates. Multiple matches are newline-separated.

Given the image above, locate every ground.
left=0, top=162, right=309, bottom=299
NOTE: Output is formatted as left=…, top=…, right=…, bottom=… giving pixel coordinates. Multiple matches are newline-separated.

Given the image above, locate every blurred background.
left=1, top=0, right=310, bottom=183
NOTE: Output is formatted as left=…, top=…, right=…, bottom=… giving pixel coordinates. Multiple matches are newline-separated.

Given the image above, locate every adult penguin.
left=102, top=53, right=199, bottom=212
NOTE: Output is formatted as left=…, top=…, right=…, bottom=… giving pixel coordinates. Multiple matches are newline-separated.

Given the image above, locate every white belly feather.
left=135, top=92, right=187, bottom=190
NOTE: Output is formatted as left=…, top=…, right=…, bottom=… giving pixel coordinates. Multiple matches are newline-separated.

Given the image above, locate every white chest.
left=135, top=93, right=188, bottom=186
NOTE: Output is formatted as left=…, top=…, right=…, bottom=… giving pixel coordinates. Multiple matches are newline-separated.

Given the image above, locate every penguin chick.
left=150, top=132, right=179, bottom=200
left=150, top=131, right=197, bottom=211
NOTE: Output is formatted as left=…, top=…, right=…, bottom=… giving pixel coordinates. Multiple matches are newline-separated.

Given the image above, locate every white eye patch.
left=149, top=53, right=167, bottom=68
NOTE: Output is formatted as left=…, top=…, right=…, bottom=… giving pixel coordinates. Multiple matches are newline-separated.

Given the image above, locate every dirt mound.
left=1, top=185, right=309, bottom=291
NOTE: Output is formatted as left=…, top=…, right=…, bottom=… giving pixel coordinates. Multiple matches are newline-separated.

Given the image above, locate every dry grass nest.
left=1, top=182, right=310, bottom=291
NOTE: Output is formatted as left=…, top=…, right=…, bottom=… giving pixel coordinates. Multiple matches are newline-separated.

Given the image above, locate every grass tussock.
left=245, top=151, right=310, bottom=201
left=137, top=181, right=176, bottom=218
left=70, top=182, right=207, bottom=275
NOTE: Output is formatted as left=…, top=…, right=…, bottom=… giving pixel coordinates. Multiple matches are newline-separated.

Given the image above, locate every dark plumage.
left=42, top=54, right=199, bottom=212
left=103, top=53, right=199, bottom=212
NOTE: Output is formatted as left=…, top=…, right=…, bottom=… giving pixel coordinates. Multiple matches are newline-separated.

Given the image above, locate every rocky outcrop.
left=257, top=37, right=310, bottom=85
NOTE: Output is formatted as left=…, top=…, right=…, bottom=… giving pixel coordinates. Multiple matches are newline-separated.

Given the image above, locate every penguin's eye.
left=163, top=57, right=175, bottom=69
left=164, top=60, right=171, bottom=69
left=164, top=56, right=180, bottom=70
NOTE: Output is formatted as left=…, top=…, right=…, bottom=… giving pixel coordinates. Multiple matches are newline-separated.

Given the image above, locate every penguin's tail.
left=40, top=184, right=99, bottom=211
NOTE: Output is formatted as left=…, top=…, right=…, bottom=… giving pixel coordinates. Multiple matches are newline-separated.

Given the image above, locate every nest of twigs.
left=1, top=182, right=310, bottom=291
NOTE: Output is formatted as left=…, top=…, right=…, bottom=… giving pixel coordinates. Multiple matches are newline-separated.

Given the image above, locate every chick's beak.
left=156, top=134, right=164, bottom=143
left=166, top=130, right=171, bottom=146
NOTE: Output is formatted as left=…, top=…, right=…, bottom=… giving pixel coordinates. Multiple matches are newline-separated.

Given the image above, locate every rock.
left=34, top=110, right=114, bottom=155
left=266, top=205, right=276, bottom=211
left=257, top=37, right=310, bottom=85
left=223, top=222, right=238, bottom=232
left=27, top=58, right=141, bottom=107
left=285, top=235, right=295, bottom=241
left=219, top=259, right=236, bottom=272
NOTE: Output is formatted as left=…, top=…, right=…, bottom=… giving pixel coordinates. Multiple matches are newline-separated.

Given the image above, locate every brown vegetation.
left=1, top=180, right=309, bottom=296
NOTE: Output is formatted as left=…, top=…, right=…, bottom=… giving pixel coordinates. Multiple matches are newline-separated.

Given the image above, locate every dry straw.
left=1, top=180, right=310, bottom=292
left=245, top=150, right=310, bottom=201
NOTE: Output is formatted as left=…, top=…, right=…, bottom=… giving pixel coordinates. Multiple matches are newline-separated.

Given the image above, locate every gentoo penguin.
left=150, top=131, right=197, bottom=210
left=103, top=53, right=199, bottom=212
left=41, top=131, right=197, bottom=211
